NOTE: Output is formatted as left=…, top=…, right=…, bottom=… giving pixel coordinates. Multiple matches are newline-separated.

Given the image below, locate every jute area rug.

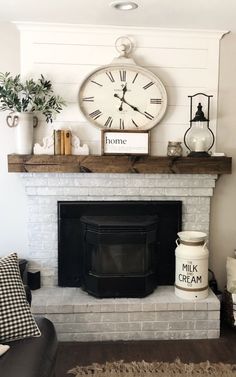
left=67, top=359, right=236, bottom=377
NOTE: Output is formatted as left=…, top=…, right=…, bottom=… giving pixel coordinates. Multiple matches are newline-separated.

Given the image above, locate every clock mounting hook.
left=115, top=36, right=133, bottom=57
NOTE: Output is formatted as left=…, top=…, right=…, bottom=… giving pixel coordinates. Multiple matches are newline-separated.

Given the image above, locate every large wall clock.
left=79, top=37, right=167, bottom=131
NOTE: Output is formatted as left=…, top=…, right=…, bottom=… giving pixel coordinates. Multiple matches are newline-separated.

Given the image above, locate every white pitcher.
left=7, top=112, right=38, bottom=154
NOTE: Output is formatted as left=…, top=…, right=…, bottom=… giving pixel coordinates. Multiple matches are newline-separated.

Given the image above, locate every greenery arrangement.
left=0, top=72, right=66, bottom=123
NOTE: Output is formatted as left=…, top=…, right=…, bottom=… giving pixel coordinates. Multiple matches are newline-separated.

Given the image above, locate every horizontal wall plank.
left=37, top=103, right=214, bottom=131
left=32, top=44, right=207, bottom=69
left=52, top=83, right=214, bottom=107
left=31, top=63, right=211, bottom=89
left=37, top=103, right=191, bottom=124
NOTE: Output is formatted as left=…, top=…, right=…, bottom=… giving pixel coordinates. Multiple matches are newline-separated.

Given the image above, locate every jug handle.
left=33, top=115, right=38, bottom=128
left=6, top=113, right=19, bottom=128
left=175, top=238, right=180, bottom=246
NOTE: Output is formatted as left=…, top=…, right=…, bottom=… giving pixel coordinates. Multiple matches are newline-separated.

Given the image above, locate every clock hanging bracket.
left=112, top=36, right=136, bottom=65
left=115, top=36, right=133, bottom=57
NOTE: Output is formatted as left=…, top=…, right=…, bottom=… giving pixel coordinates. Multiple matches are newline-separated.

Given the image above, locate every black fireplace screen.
left=58, top=201, right=182, bottom=293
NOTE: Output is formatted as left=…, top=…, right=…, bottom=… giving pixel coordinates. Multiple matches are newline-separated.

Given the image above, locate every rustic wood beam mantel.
left=7, top=154, right=232, bottom=174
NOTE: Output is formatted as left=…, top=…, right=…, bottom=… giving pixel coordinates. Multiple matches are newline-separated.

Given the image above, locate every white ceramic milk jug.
left=175, top=231, right=209, bottom=300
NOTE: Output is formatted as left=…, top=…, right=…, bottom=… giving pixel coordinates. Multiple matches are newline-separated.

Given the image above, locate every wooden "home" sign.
left=101, top=130, right=150, bottom=155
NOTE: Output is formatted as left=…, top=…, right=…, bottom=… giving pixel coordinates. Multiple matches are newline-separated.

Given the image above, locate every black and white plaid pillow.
left=0, top=253, right=41, bottom=342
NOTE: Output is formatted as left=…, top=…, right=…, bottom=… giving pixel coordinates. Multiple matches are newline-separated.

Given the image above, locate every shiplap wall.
left=16, top=23, right=226, bottom=155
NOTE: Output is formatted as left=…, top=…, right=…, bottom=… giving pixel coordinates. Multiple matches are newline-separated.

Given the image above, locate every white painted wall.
left=209, top=32, right=236, bottom=289
left=0, top=22, right=235, bottom=290
left=0, top=23, right=28, bottom=258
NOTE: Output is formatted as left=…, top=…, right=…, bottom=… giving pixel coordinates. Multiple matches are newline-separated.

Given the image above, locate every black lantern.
left=184, top=93, right=214, bottom=157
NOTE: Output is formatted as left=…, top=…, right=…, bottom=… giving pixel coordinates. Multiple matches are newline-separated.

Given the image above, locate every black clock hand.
left=114, top=93, right=145, bottom=116
left=119, top=84, right=127, bottom=111
left=122, top=83, right=127, bottom=96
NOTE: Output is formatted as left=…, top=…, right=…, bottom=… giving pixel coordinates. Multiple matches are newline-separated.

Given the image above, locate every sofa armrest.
left=0, top=317, right=58, bottom=377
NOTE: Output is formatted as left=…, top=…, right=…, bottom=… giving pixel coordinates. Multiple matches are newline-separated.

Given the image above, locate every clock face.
left=79, top=64, right=167, bottom=131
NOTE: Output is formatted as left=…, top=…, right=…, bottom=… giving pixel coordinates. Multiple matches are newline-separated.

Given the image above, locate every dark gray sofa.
left=0, top=284, right=58, bottom=377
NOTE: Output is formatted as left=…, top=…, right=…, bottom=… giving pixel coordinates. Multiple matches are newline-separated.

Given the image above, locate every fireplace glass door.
left=90, top=242, right=148, bottom=275
left=81, top=215, right=158, bottom=298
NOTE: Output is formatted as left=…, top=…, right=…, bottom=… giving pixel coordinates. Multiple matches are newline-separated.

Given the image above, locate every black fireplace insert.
left=80, top=215, right=159, bottom=297
left=58, top=200, right=182, bottom=297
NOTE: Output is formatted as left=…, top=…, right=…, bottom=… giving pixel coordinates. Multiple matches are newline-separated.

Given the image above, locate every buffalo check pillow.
left=0, top=253, right=41, bottom=342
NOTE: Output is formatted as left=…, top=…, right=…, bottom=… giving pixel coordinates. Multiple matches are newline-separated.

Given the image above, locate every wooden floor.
left=55, top=324, right=236, bottom=377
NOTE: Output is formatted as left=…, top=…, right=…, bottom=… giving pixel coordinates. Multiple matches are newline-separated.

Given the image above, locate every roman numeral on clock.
left=119, top=70, right=126, bottom=82
left=89, top=109, right=102, bottom=120
left=119, top=119, right=125, bottom=129
left=91, top=80, right=103, bottom=87
left=82, top=96, right=94, bottom=102
left=131, top=119, right=139, bottom=128
left=144, top=111, right=154, bottom=120
left=104, top=116, right=113, bottom=128
left=106, top=71, right=115, bottom=82
left=132, top=73, right=139, bottom=83
left=150, top=98, right=162, bottom=104
left=143, top=81, right=154, bottom=90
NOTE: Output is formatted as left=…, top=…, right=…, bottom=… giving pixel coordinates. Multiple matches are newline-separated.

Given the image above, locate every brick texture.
left=31, top=286, right=220, bottom=341
left=22, top=173, right=217, bottom=287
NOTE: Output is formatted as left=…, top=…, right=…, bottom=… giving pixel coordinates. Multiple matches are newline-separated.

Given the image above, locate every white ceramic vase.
left=6, top=112, right=38, bottom=154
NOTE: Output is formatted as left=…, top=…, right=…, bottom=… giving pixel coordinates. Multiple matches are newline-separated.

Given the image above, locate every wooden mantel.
left=7, top=154, right=232, bottom=174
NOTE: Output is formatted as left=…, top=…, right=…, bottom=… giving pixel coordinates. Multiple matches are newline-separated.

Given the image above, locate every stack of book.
left=54, top=130, right=72, bottom=155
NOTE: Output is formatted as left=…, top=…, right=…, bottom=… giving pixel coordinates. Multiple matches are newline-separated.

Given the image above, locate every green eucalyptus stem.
left=0, top=72, right=66, bottom=123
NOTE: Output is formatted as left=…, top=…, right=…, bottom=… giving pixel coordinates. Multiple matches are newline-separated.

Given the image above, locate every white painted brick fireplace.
left=21, top=172, right=220, bottom=341
left=24, top=173, right=216, bottom=285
